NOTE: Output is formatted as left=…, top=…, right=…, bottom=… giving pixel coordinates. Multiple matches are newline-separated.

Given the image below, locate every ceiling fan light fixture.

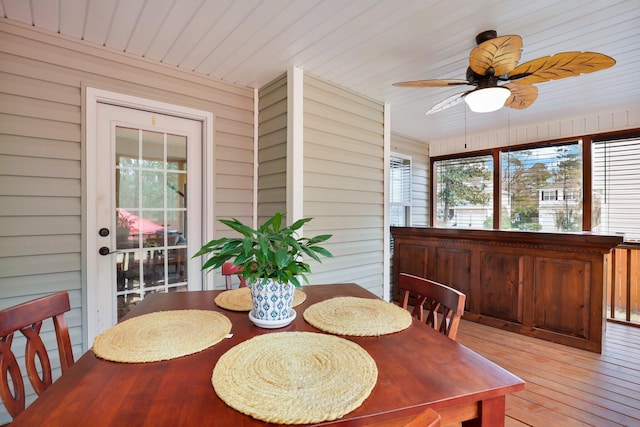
left=464, top=86, right=511, bottom=113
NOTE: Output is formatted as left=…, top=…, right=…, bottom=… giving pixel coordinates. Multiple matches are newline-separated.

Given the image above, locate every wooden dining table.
left=11, top=284, right=524, bottom=426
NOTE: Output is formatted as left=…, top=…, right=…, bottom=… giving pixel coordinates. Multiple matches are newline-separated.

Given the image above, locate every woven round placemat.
left=214, top=287, right=307, bottom=311
left=303, top=296, right=412, bottom=336
left=92, top=310, right=232, bottom=363
left=212, top=331, right=377, bottom=424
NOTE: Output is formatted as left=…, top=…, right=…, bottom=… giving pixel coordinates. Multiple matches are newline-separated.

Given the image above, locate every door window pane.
left=434, top=155, right=493, bottom=229
left=141, top=171, right=164, bottom=209
left=167, top=134, right=187, bottom=170
left=116, top=127, right=139, bottom=168
left=141, top=130, right=164, bottom=169
left=167, top=172, right=186, bottom=209
left=116, top=127, right=140, bottom=210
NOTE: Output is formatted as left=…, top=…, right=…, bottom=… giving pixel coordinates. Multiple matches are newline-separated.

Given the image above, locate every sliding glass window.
left=434, top=155, right=493, bottom=229
left=432, top=131, right=640, bottom=234
left=501, top=142, right=583, bottom=232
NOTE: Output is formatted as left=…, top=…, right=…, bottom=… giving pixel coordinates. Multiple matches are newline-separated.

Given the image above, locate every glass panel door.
left=93, top=101, right=204, bottom=338
left=115, top=127, right=190, bottom=319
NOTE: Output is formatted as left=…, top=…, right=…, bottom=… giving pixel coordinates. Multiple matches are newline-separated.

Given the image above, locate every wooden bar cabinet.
left=391, top=227, right=622, bottom=352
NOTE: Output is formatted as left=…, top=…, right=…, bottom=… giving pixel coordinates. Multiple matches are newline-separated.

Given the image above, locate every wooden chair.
left=0, top=291, right=75, bottom=419
left=398, top=273, right=466, bottom=340
left=222, top=262, right=247, bottom=290
left=403, top=407, right=441, bottom=427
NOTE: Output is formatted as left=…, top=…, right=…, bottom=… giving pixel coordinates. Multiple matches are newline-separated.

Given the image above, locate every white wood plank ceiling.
left=1, top=0, right=639, bottom=144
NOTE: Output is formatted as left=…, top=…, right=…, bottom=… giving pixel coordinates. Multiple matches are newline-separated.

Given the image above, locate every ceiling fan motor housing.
left=466, top=67, right=499, bottom=86
left=475, top=30, right=497, bottom=45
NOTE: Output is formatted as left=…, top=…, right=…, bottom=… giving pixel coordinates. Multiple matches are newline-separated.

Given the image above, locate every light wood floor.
left=456, top=320, right=640, bottom=427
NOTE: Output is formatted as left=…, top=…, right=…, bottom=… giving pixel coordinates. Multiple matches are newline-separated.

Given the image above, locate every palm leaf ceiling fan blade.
left=508, top=51, right=616, bottom=85
left=426, top=91, right=468, bottom=115
left=503, top=83, right=538, bottom=110
left=391, top=30, right=614, bottom=114
left=469, top=35, right=523, bottom=76
left=392, top=79, right=470, bottom=87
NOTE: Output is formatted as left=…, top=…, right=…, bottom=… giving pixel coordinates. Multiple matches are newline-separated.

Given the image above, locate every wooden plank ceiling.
left=1, top=0, right=638, bottom=143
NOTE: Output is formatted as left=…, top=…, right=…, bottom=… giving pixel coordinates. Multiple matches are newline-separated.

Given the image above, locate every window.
left=432, top=130, right=639, bottom=236
left=501, top=142, right=582, bottom=232
left=434, top=155, right=493, bottom=229
left=592, top=136, right=640, bottom=241
left=390, top=154, right=411, bottom=226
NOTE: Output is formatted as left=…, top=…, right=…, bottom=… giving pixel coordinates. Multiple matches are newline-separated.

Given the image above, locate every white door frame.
left=83, top=87, right=215, bottom=351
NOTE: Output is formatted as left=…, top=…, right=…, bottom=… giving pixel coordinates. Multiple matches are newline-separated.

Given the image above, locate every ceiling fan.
left=393, top=30, right=616, bottom=115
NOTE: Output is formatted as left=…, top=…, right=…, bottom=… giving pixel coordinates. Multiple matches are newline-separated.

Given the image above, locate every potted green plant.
left=195, top=212, right=332, bottom=323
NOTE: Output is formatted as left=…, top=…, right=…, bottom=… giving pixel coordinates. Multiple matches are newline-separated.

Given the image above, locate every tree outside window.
left=434, top=156, right=492, bottom=229
left=501, top=143, right=582, bottom=232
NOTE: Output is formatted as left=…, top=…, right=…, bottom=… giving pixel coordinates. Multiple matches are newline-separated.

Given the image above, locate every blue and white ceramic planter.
left=249, top=279, right=296, bottom=321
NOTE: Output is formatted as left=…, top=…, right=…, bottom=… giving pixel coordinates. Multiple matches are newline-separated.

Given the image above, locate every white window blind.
left=592, top=137, right=640, bottom=241
left=390, top=155, right=411, bottom=227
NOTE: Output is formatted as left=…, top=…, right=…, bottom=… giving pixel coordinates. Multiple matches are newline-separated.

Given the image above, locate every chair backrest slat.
left=222, top=262, right=247, bottom=290
left=398, top=273, right=466, bottom=340
left=0, top=291, right=75, bottom=419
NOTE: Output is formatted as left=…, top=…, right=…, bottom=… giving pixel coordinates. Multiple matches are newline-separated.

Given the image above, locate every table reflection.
left=116, top=230, right=187, bottom=319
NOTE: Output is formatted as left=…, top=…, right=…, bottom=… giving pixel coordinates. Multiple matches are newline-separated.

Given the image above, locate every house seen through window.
left=432, top=133, right=640, bottom=241
left=502, top=142, right=583, bottom=232
left=433, top=142, right=584, bottom=232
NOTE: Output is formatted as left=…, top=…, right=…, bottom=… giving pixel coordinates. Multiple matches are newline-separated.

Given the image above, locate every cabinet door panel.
left=480, top=252, right=524, bottom=324
left=393, top=243, right=429, bottom=300
left=534, top=257, right=591, bottom=339
left=434, top=247, right=471, bottom=310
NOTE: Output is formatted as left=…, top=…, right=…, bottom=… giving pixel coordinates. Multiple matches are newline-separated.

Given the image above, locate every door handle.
left=99, top=247, right=121, bottom=256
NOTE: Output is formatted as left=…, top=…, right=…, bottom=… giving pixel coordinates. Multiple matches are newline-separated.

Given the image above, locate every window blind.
left=592, top=137, right=640, bottom=241
left=390, top=155, right=411, bottom=227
